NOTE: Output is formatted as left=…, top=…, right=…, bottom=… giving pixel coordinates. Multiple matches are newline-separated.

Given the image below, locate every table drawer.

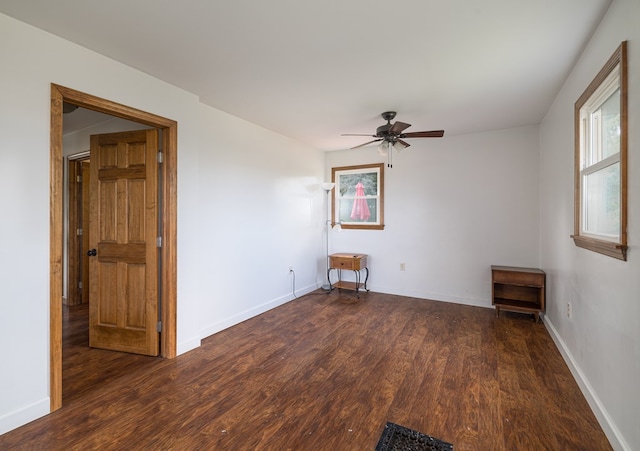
left=330, top=255, right=366, bottom=270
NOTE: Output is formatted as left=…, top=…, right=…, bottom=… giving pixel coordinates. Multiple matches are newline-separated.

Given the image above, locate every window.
left=332, top=163, right=384, bottom=230
left=573, top=41, right=627, bottom=260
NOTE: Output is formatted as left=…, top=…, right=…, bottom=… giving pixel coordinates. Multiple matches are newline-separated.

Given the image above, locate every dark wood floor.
left=1, top=290, right=611, bottom=450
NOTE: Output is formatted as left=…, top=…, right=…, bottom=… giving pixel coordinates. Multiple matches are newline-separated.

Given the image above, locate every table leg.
left=363, top=268, right=369, bottom=291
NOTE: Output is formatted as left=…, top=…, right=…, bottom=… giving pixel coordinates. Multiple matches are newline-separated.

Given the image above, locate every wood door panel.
left=98, top=243, right=146, bottom=263
left=89, top=129, right=159, bottom=356
left=127, top=179, right=146, bottom=242
left=98, top=144, right=118, bottom=168
left=90, top=325, right=152, bottom=353
left=126, top=264, right=146, bottom=328
left=99, top=180, right=118, bottom=241
left=127, top=142, right=147, bottom=166
left=99, top=167, right=146, bottom=180
left=95, top=263, right=146, bottom=326
left=96, top=262, right=118, bottom=325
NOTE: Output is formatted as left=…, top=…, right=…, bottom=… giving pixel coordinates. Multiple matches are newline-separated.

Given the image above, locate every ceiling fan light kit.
left=62, top=101, right=78, bottom=114
left=342, top=111, right=444, bottom=167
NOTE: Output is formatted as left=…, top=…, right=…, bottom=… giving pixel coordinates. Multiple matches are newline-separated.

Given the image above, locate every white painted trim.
left=544, top=317, right=630, bottom=451
left=67, top=150, right=90, bottom=161
left=198, top=283, right=318, bottom=340
left=0, top=397, right=50, bottom=436
left=371, top=285, right=492, bottom=309
left=177, top=337, right=202, bottom=356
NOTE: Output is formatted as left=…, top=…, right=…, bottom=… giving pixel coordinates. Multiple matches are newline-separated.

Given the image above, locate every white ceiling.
left=1, top=0, right=611, bottom=150
left=61, top=107, right=119, bottom=135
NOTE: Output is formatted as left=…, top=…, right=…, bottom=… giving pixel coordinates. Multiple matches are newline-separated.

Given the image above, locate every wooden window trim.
left=572, top=41, right=628, bottom=261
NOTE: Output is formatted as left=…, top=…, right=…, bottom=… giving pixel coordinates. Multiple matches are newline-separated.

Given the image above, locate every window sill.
left=571, top=235, right=627, bottom=261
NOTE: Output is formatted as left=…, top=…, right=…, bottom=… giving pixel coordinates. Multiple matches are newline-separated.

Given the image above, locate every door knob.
left=87, top=249, right=97, bottom=256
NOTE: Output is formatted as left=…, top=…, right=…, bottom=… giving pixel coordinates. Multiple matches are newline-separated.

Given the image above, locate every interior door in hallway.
left=88, top=129, right=160, bottom=356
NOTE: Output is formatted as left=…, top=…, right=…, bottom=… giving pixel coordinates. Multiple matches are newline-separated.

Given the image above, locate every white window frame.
left=579, top=67, right=620, bottom=241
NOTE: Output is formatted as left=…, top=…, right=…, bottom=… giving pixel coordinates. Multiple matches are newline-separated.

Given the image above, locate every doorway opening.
left=66, top=154, right=90, bottom=307
left=50, top=84, right=178, bottom=412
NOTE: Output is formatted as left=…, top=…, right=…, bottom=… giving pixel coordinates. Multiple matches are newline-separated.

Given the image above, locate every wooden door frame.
left=66, top=155, right=90, bottom=307
left=50, top=84, right=178, bottom=411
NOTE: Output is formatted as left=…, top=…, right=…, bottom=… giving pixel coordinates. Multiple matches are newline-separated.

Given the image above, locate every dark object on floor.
left=375, top=422, right=453, bottom=451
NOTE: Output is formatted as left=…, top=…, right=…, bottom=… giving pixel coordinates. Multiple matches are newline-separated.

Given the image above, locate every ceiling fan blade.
left=400, top=130, right=445, bottom=138
left=351, top=139, right=382, bottom=149
left=341, top=133, right=376, bottom=137
left=389, top=121, right=411, bottom=134
left=397, top=139, right=411, bottom=148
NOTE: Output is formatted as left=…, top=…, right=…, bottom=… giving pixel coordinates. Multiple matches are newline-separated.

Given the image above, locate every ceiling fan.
left=342, top=111, right=444, bottom=167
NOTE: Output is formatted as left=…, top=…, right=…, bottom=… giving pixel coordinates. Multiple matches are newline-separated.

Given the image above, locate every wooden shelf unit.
left=328, top=253, right=369, bottom=297
left=491, top=265, right=545, bottom=322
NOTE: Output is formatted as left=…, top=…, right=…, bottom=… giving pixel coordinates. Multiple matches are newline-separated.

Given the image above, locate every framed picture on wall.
left=331, top=163, right=384, bottom=230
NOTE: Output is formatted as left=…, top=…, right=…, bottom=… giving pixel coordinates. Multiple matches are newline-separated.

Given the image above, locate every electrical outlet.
left=289, top=266, right=293, bottom=273
left=567, top=301, right=572, bottom=318
left=400, top=263, right=406, bottom=271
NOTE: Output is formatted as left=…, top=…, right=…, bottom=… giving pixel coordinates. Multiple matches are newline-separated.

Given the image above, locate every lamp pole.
left=321, top=183, right=335, bottom=291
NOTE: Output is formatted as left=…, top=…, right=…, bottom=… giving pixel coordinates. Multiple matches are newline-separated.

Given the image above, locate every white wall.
left=0, top=13, right=324, bottom=435
left=539, top=0, right=639, bottom=449
left=196, top=104, right=325, bottom=338
left=326, top=125, right=541, bottom=307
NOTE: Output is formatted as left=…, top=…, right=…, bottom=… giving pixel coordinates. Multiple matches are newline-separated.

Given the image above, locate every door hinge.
left=77, top=228, right=83, bottom=236
left=76, top=175, right=82, bottom=183
left=156, top=236, right=162, bottom=248
left=78, top=281, right=83, bottom=289
left=157, top=151, right=164, bottom=163
left=156, top=321, right=162, bottom=332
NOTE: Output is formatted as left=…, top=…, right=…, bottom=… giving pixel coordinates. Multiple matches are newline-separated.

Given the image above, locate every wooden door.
left=81, top=161, right=91, bottom=303
left=66, top=158, right=84, bottom=306
left=88, top=129, right=159, bottom=356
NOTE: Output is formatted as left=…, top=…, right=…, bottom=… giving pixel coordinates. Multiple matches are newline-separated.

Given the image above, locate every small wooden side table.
left=328, top=253, right=369, bottom=297
left=491, top=265, right=545, bottom=322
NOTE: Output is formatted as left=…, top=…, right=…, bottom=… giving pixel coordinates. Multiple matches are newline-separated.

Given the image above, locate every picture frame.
left=331, top=163, right=384, bottom=230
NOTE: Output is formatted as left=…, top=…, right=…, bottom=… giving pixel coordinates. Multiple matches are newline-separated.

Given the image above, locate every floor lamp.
left=321, top=182, right=335, bottom=291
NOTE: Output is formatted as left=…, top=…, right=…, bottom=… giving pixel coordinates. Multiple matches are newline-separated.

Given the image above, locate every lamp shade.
left=321, top=182, right=335, bottom=191
left=377, top=141, right=390, bottom=156
left=393, top=140, right=409, bottom=152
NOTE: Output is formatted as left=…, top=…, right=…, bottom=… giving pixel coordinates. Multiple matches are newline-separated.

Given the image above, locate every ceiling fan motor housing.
left=377, top=111, right=398, bottom=138
left=376, top=123, right=393, bottom=137
left=381, top=111, right=397, bottom=121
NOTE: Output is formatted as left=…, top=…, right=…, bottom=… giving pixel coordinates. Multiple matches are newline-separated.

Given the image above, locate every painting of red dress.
left=350, top=182, right=371, bottom=220
left=331, top=163, right=384, bottom=229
